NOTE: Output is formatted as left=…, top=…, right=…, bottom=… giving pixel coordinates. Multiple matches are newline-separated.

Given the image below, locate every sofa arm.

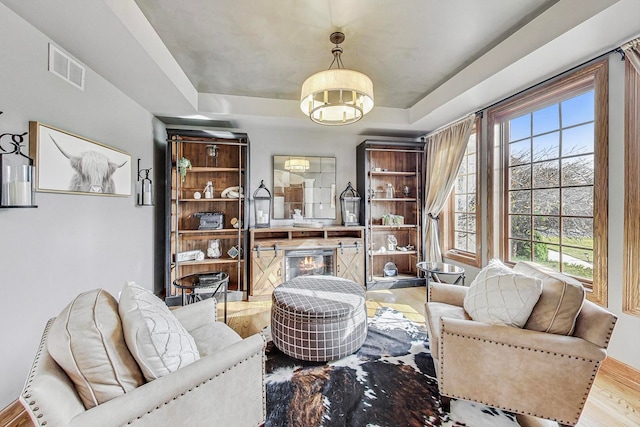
left=429, top=282, right=468, bottom=307
left=172, top=298, right=218, bottom=332
left=438, top=317, right=606, bottom=425
left=69, top=333, right=267, bottom=427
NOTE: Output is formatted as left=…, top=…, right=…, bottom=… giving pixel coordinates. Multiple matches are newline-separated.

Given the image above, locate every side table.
left=417, top=262, right=465, bottom=301
left=173, top=272, right=229, bottom=322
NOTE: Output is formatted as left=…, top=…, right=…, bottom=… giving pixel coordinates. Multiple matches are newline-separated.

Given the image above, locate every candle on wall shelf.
left=0, top=116, right=37, bottom=208
left=136, top=159, right=153, bottom=206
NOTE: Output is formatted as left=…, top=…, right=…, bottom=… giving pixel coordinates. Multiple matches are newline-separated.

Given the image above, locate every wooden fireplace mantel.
left=249, top=226, right=365, bottom=300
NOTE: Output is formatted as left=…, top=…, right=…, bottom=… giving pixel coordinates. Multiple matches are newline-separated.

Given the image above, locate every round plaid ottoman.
left=271, top=275, right=367, bottom=362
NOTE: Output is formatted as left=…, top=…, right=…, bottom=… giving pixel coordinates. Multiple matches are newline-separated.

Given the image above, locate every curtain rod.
left=422, top=112, right=479, bottom=140
left=475, top=47, right=624, bottom=116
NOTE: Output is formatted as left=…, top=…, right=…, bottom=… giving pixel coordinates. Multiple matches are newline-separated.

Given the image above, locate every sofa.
left=425, top=260, right=617, bottom=427
left=20, top=284, right=266, bottom=426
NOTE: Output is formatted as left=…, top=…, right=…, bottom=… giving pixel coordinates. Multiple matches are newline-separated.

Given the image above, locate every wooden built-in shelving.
left=356, top=140, right=426, bottom=289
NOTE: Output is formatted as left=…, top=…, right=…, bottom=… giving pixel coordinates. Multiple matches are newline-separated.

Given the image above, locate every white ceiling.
left=2, top=0, right=640, bottom=135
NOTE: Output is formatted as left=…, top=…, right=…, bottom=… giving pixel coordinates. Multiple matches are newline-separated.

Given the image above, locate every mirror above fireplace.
left=273, top=155, right=336, bottom=220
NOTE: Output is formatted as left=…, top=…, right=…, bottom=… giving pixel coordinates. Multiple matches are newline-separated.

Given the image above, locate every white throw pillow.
left=47, top=289, right=144, bottom=409
left=119, top=282, right=200, bottom=381
left=463, top=259, right=543, bottom=328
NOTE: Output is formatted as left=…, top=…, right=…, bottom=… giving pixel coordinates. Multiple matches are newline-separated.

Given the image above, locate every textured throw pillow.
left=47, top=289, right=144, bottom=409
left=119, top=282, right=200, bottom=381
left=513, top=261, right=586, bottom=335
left=463, top=259, right=543, bottom=328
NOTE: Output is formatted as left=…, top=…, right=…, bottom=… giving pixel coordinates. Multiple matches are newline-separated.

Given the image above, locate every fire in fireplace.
left=285, top=248, right=335, bottom=281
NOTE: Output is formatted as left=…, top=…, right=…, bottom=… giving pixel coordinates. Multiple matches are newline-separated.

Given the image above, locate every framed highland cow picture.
left=29, top=122, right=131, bottom=197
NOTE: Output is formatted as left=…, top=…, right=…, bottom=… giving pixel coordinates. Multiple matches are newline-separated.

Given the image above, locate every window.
left=488, top=60, right=608, bottom=306
left=444, top=122, right=481, bottom=267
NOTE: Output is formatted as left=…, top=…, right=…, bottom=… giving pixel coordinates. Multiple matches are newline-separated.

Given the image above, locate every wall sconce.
left=339, top=182, right=360, bottom=226
left=0, top=113, right=36, bottom=208
left=253, top=180, right=271, bottom=228
left=137, top=158, right=153, bottom=206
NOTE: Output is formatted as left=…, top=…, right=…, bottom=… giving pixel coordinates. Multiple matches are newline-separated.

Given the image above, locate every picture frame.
left=29, top=122, right=131, bottom=197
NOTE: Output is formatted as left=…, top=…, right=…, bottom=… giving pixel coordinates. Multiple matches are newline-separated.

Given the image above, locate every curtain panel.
left=423, top=114, right=476, bottom=263
left=622, top=38, right=640, bottom=74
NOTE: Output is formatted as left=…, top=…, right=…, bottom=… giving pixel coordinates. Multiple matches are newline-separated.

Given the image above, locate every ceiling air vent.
left=48, top=43, right=85, bottom=90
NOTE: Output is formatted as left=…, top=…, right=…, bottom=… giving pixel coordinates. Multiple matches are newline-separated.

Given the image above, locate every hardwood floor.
left=3, top=287, right=638, bottom=427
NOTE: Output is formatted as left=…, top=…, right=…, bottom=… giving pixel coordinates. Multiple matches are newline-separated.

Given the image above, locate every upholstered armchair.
left=20, top=287, right=266, bottom=427
left=424, top=261, right=617, bottom=427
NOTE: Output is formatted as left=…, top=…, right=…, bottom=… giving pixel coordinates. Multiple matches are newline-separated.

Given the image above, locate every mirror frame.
left=272, top=155, right=336, bottom=219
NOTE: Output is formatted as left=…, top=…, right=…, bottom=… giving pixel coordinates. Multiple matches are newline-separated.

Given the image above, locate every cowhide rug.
left=265, top=307, right=520, bottom=427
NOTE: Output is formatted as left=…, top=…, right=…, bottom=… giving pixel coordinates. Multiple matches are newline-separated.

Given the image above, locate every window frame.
left=623, top=58, right=640, bottom=316
left=443, top=119, right=482, bottom=267
left=487, top=59, right=608, bottom=306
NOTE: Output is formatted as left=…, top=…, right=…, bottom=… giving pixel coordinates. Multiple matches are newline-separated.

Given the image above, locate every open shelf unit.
left=356, top=140, right=426, bottom=289
left=165, top=128, right=250, bottom=304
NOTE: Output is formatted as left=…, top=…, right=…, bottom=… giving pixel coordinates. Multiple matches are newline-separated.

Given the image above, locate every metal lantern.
left=253, top=180, right=271, bottom=228
left=1, top=135, right=36, bottom=208
left=340, top=182, right=360, bottom=226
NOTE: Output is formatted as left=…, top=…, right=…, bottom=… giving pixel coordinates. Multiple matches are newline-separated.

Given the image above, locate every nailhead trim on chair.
left=438, top=325, right=605, bottom=426
left=125, top=334, right=267, bottom=426
left=21, top=319, right=55, bottom=427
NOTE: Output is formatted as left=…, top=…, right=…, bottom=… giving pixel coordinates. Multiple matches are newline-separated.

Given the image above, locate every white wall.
left=0, top=5, right=154, bottom=408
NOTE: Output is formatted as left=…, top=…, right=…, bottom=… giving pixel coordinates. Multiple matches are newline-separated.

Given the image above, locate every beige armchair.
left=20, top=295, right=266, bottom=427
left=425, top=262, right=617, bottom=427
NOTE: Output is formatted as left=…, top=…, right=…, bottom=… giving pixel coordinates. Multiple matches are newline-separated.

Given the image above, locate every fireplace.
left=285, top=248, right=335, bottom=281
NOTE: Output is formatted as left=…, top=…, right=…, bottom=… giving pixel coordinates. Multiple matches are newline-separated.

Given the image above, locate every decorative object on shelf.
left=284, top=158, right=310, bottom=171
left=177, top=156, right=191, bottom=182
left=383, top=262, right=398, bottom=277
left=176, top=249, right=205, bottom=262
left=203, top=181, right=214, bottom=199
left=387, top=235, right=397, bottom=251
left=227, top=245, right=240, bottom=259
left=193, top=191, right=201, bottom=199
left=194, top=212, right=224, bottom=230
left=292, top=208, right=303, bottom=222
left=29, top=122, right=131, bottom=196
left=231, top=217, right=241, bottom=229
left=205, top=144, right=218, bottom=167
left=300, top=32, right=374, bottom=126
left=385, top=183, right=395, bottom=199
left=339, top=181, right=361, bottom=226
left=253, top=179, right=271, bottom=228
left=293, top=221, right=323, bottom=229
left=136, top=158, right=153, bottom=206
left=381, top=213, right=404, bottom=226
left=221, top=186, right=243, bottom=198
left=207, top=239, right=222, bottom=259
left=0, top=113, right=36, bottom=208
left=402, top=185, right=410, bottom=197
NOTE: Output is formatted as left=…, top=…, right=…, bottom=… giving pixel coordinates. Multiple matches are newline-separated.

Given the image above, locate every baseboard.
left=600, top=356, right=640, bottom=392
left=0, top=400, right=30, bottom=427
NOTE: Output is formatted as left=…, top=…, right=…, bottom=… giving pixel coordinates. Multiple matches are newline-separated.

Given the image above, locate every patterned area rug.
left=265, top=307, right=520, bottom=427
